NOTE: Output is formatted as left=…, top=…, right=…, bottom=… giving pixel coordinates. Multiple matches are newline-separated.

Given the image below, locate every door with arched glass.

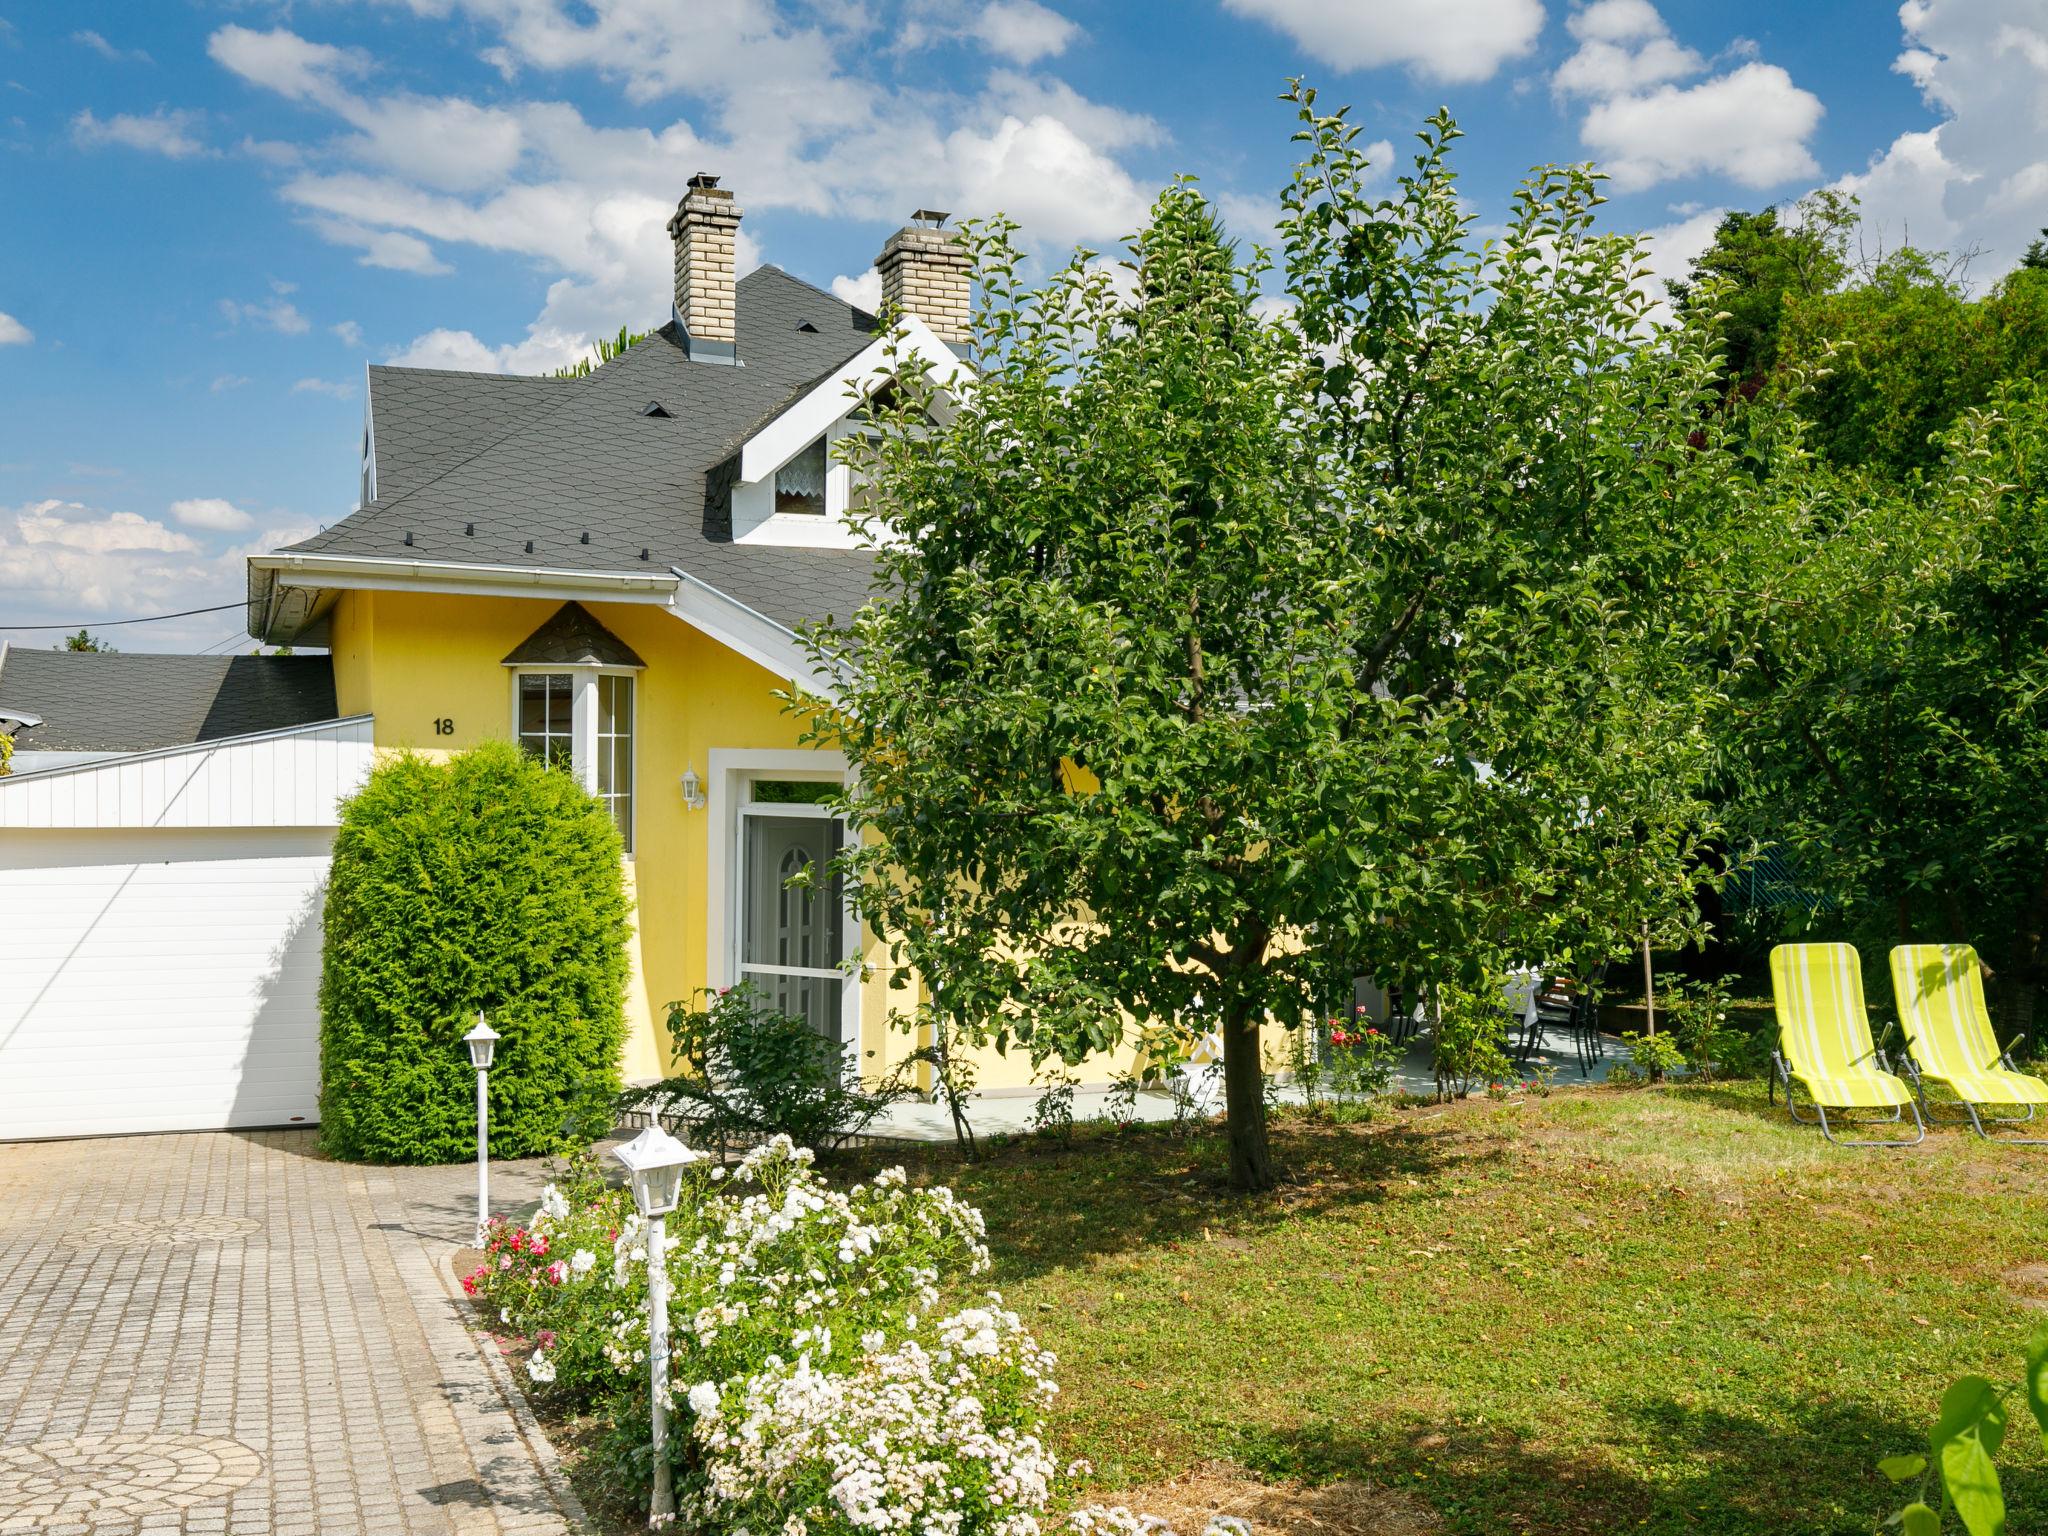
left=737, top=788, right=847, bottom=1042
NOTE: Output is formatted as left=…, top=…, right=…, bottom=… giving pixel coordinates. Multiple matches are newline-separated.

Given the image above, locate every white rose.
left=688, top=1381, right=721, bottom=1418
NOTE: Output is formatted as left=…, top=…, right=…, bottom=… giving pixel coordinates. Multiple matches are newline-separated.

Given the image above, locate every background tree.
left=1668, top=194, right=1854, bottom=394
left=1780, top=252, right=2048, bottom=478
left=808, top=95, right=1750, bottom=1193
left=59, top=628, right=114, bottom=652
left=1723, top=382, right=2048, bottom=1033
left=1672, top=197, right=2048, bottom=478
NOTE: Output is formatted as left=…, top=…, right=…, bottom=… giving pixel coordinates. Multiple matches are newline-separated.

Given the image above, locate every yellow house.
left=242, top=178, right=1066, bottom=1095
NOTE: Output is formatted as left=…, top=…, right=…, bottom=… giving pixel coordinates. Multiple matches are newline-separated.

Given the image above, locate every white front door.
left=737, top=806, right=848, bottom=1042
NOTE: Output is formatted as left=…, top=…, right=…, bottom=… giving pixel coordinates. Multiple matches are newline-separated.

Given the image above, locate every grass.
left=817, top=1080, right=2048, bottom=1536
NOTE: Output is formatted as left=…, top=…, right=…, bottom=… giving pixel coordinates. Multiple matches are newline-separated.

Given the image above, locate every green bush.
left=318, top=740, right=630, bottom=1162
left=622, top=984, right=917, bottom=1154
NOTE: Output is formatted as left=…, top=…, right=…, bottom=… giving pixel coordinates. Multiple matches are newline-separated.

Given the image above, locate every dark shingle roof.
left=502, top=602, right=646, bottom=668
left=0, top=649, right=339, bottom=753
left=283, top=267, right=884, bottom=634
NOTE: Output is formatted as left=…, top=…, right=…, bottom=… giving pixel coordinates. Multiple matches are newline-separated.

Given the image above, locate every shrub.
left=1619, top=1030, right=1688, bottom=1083
left=1432, top=986, right=1513, bottom=1101
left=318, top=740, right=630, bottom=1162
left=467, top=1137, right=1070, bottom=1534
left=623, top=984, right=917, bottom=1153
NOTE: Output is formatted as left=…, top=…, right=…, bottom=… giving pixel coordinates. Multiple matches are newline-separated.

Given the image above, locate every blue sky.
left=0, top=0, right=2038, bottom=651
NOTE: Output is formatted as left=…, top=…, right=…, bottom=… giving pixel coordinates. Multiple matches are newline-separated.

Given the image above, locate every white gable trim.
left=737, top=317, right=968, bottom=486
left=666, top=569, right=844, bottom=703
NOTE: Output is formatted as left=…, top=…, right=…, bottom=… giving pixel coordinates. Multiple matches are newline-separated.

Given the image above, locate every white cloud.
left=207, top=26, right=368, bottom=108
left=71, top=107, right=209, bottom=159
left=1554, top=4, right=1823, bottom=192
left=830, top=270, right=882, bottom=310
left=983, top=70, right=1165, bottom=153
left=0, top=311, right=29, bottom=346
left=206, top=11, right=1179, bottom=371
left=385, top=324, right=595, bottom=374
left=308, top=216, right=453, bottom=274
left=331, top=319, right=364, bottom=347
left=921, top=113, right=1153, bottom=247
left=334, top=94, right=528, bottom=193
left=210, top=373, right=250, bottom=392
left=0, top=501, right=316, bottom=651
left=219, top=295, right=311, bottom=334
left=901, top=1, right=1082, bottom=65
left=19, top=501, right=197, bottom=553
left=1583, top=63, right=1823, bottom=190
left=971, top=1, right=1081, bottom=64
left=290, top=377, right=357, bottom=398
left=1219, top=0, right=1545, bottom=83
left=170, top=497, right=255, bottom=531
left=1552, top=0, right=1702, bottom=98
left=72, top=30, right=152, bottom=65
left=1832, top=0, right=2048, bottom=277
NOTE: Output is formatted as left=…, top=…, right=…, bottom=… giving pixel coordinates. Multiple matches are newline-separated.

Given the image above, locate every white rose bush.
left=464, top=1136, right=1087, bottom=1534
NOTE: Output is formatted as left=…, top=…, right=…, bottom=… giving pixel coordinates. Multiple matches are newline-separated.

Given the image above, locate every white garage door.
left=0, top=827, right=329, bottom=1140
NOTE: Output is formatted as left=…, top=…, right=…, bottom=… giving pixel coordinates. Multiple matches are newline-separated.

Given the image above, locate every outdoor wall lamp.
left=679, top=765, right=705, bottom=810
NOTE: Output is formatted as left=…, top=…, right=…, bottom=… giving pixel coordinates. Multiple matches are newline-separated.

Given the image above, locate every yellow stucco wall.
left=327, top=589, right=958, bottom=1089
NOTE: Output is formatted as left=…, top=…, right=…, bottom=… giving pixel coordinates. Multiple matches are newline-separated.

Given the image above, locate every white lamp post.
left=464, top=1015, right=500, bottom=1244
left=614, top=1124, right=698, bottom=1527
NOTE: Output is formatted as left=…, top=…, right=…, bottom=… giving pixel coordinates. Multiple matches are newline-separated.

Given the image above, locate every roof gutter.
left=248, top=552, right=681, bottom=643
left=252, top=552, right=680, bottom=599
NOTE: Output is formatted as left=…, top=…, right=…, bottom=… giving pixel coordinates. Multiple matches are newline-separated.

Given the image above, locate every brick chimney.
left=875, top=209, right=971, bottom=348
left=667, top=173, right=741, bottom=364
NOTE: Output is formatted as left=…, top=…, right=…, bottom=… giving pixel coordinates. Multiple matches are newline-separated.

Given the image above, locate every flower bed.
left=466, top=1136, right=1085, bottom=1535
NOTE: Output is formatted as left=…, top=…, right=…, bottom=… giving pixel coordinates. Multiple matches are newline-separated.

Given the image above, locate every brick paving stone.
left=0, top=1132, right=588, bottom=1534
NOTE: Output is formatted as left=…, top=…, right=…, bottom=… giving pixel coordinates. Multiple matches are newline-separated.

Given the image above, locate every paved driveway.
left=0, top=1130, right=586, bottom=1535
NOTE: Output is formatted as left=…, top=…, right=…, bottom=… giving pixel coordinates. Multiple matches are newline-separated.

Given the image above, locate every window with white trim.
left=774, top=436, right=827, bottom=516
left=511, top=669, right=636, bottom=853
left=595, top=674, right=633, bottom=852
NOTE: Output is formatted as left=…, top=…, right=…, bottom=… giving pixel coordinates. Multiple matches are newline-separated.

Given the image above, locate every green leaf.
left=1880, top=1454, right=1929, bottom=1484
left=1930, top=1375, right=2007, bottom=1536
left=2025, top=1323, right=2048, bottom=1453
left=1901, top=1502, right=1942, bottom=1536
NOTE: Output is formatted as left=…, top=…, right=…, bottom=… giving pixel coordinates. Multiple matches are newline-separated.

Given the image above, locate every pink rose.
left=546, top=1260, right=569, bottom=1286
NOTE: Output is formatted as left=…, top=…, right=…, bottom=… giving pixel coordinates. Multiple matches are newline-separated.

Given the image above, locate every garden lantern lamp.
left=614, top=1124, right=699, bottom=1524
left=464, top=1014, right=500, bottom=1244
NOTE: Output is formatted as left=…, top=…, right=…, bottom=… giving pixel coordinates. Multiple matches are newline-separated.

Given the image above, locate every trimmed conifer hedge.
left=318, top=739, right=631, bottom=1163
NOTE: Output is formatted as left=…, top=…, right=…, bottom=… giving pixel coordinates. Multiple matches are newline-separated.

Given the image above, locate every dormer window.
left=774, top=437, right=827, bottom=516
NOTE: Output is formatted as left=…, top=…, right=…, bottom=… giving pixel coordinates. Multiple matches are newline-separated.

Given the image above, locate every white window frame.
left=507, top=665, right=641, bottom=855
left=705, top=748, right=860, bottom=1054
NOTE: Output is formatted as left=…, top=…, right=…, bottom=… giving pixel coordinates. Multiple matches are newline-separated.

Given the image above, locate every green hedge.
left=318, top=740, right=631, bottom=1163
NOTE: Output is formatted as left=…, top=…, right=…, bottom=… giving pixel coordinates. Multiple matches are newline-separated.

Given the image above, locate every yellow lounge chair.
left=1769, top=942, right=1925, bottom=1146
left=1889, top=944, right=2048, bottom=1144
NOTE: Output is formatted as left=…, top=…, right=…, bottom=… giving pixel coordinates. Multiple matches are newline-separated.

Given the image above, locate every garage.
left=0, top=707, right=372, bottom=1140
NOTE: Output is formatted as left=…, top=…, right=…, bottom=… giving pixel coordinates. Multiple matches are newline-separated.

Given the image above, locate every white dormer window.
left=728, top=314, right=969, bottom=550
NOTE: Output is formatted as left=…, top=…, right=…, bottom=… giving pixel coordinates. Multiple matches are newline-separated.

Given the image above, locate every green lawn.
left=838, top=1082, right=2048, bottom=1536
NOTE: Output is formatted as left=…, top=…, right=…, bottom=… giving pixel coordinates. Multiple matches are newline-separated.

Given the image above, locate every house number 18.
left=433, top=718, right=455, bottom=736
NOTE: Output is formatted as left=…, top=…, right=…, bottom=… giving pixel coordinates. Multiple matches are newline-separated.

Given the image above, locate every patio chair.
left=1888, top=944, right=2048, bottom=1144
left=1768, top=942, right=1925, bottom=1147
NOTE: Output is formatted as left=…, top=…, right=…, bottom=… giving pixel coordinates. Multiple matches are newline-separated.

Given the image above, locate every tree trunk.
left=1640, top=931, right=1655, bottom=1036
left=1220, top=997, right=1275, bottom=1194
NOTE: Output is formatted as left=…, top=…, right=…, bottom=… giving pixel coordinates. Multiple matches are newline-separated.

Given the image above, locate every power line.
left=0, top=601, right=247, bottom=632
